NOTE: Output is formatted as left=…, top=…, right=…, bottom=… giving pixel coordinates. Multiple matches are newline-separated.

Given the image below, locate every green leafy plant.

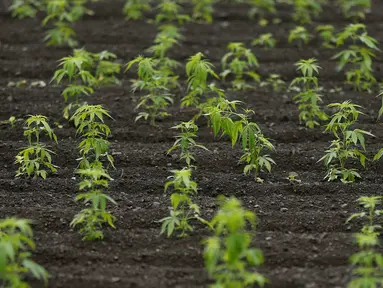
left=292, top=0, right=325, bottom=24
left=0, top=116, right=17, bottom=128
left=167, top=121, right=208, bottom=167
left=290, top=58, right=328, bottom=128
left=153, top=0, right=190, bottom=24
left=203, top=196, right=267, bottom=288
left=70, top=105, right=115, bottom=169
left=315, top=24, right=336, bottom=48
left=182, top=52, right=219, bottom=107
left=123, top=0, right=151, bottom=20
left=9, top=0, right=41, bottom=19
left=338, top=0, right=371, bottom=21
left=346, top=196, right=383, bottom=288
left=221, top=42, right=260, bottom=90
left=206, top=99, right=275, bottom=181
left=318, top=101, right=374, bottom=183
left=15, top=115, right=58, bottom=179
left=260, top=74, right=286, bottom=91
left=288, top=26, right=311, bottom=48
left=126, top=56, right=175, bottom=125
left=0, top=218, right=49, bottom=288
left=71, top=165, right=117, bottom=240
left=192, top=0, right=215, bottom=23
left=248, top=0, right=276, bottom=25
left=333, top=24, right=380, bottom=92
left=159, top=169, right=207, bottom=237
left=251, top=33, right=276, bottom=50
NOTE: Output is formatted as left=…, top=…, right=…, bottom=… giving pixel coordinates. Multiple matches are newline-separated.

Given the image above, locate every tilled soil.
left=1, top=1, right=383, bottom=287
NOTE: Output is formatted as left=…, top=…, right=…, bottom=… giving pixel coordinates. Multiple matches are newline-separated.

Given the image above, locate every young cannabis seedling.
left=288, top=26, right=310, bottom=48
left=71, top=104, right=115, bottom=169
left=292, top=0, right=324, bottom=24
left=290, top=58, right=328, bottom=128
left=192, top=0, right=215, bottom=23
left=338, top=0, right=371, bottom=21
left=154, top=0, right=190, bottom=25
left=15, top=115, right=58, bottom=179
left=123, top=0, right=151, bottom=20
left=167, top=121, right=208, bottom=167
left=203, top=196, right=267, bottom=288
left=260, top=74, right=286, bottom=91
left=333, top=24, right=380, bottom=92
left=9, top=0, right=41, bottom=19
left=207, top=99, right=275, bottom=181
left=71, top=166, right=117, bottom=240
left=315, top=25, right=336, bottom=48
left=346, top=196, right=383, bottom=288
left=248, top=0, right=276, bottom=25
left=160, top=168, right=207, bottom=237
left=221, top=42, right=260, bottom=90
left=0, top=218, right=49, bottom=288
left=126, top=56, right=175, bottom=125
left=182, top=52, right=219, bottom=107
left=252, top=33, right=276, bottom=50
left=318, top=101, right=374, bottom=183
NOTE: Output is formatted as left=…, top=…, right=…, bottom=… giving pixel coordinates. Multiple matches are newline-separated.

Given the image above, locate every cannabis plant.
left=192, top=0, right=215, bottom=23
left=288, top=26, right=311, bottom=48
left=338, top=0, right=371, bottom=21
left=15, top=115, right=58, bottom=179
left=346, top=196, right=383, bottom=288
left=167, top=121, right=208, bottom=167
left=123, top=0, right=151, bottom=20
left=290, top=58, right=328, bottom=128
left=248, top=0, right=276, bottom=25
left=70, top=105, right=115, bottom=169
left=316, top=25, right=336, bottom=48
left=160, top=169, right=207, bottom=237
left=126, top=56, right=175, bottom=125
left=333, top=24, right=379, bottom=92
left=319, top=101, right=374, bottom=183
left=0, top=218, right=48, bottom=288
left=182, top=52, right=219, bottom=107
left=203, top=196, right=267, bottom=288
left=292, top=0, right=324, bottom=24
left=154, top=0, right=190, bottom=24
left=207, top=99, right=275, bottom=181
left=221, top=42, right=259, bottom=90
left=252, top=33, right=276, bottom=50
left=260, top=74, right=286, bottom=91
left=9, top=0, right=41, bottom=19
left=71, top=166, right=117, bottom=240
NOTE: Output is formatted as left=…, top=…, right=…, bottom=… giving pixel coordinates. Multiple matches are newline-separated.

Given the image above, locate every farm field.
left=1, top=0, right=383, bottom=288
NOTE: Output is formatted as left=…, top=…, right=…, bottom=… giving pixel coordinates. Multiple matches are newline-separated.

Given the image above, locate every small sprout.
left=0, top=116, right=17, bottom=128
left=292, top=0, right=324, bottom=24
left=316, top=25, right=336, bottom=48
left=260, top=74, right=286, bottom=91
left=192, top=0, right=215, bottom=23
left=338, top=0, right=371, bottom=21
left=123, top=0, right=151, bottom=20
left=251, top=33, right=276, bottom=50
left=288, top=26, right=311, bottom=48
left=286, top=172, right=301, bottom=184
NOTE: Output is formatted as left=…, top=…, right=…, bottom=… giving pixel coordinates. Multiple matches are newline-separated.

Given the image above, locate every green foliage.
left=70, top=105, right=115, bottom=169
left=292, top=0, right=325, bottom=24
left=0, top=218, right=49, bottom=288
left=338, top=0, right=371, bottom=21
left=159, top=169, right=207, bottom=237
left=203, top=196, right=267, bottom=288
left=9, top=0, right=41, bottom=19
left=315, top=25, right=336, bottom=48
left=182, top=52, right=219, bottom=107
left=168, top=121, right=208, bottom=167
left=192, top=0, right=215, bottom=23
left=154, top=0, right=190, bottom=24
left=15, top=115, right=58, bottom=179
left=123, top=0, right=151, bottom=20
left=290, top=58, right=328, bottom=128
left=318, top=101, right=374, bottom=183
left=251, top=33, right=276, bottom=50
left=333, top=24, right=380, bottom=92
left=288, top=26, right=311, bottom=48
left=221, top=42, right=260, bottom=90
left=126, top=56, right=176, bottom=125
left=0, top=116, right=17, bottom=128
left=206, top=99, right=275, bottom=181
left=260, top=74, right=286, bottom=91
left=71, top=166, right=117, bottom=240
left=248, top=0, right=276, bottom=25
left=346, top=196, right=383, bottom=288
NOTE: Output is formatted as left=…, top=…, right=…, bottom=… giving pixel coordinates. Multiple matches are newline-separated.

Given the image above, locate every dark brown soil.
left=1, top=1, right=383, bottom=287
